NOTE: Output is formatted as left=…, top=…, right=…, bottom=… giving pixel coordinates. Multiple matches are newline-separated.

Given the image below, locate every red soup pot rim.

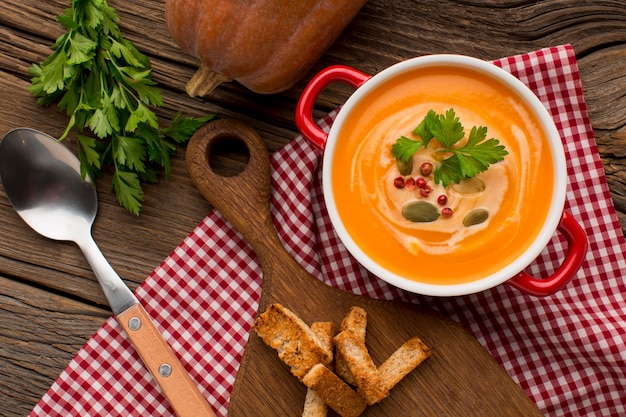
left=296, top=54, right=588, bottom=297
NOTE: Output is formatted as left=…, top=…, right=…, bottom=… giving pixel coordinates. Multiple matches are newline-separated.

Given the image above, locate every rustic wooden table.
left=1, top=1, right=625, bottom=415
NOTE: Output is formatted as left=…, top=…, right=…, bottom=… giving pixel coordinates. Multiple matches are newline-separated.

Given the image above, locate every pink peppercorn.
left=393, top=177, right=405, bottom=189
left=420, top=162, right=433, bottom=176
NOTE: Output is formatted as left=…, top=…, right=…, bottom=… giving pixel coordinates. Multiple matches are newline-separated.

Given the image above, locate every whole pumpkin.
left=165, top=0, right=368, bottom=96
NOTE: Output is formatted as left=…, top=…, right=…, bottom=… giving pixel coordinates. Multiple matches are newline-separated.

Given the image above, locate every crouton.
left=335, top=307, right=367, bottom=385
left=379, top=336, right=431, bottom=391
left=302, top=364, right=367, bottom=417
left=302, top=322, right=335, bottom=417
left=254, top=304, right=332, bottom=379
left=333, top=329, right=389, bottom=405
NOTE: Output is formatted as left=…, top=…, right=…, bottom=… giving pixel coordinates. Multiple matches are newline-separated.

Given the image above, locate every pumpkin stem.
left=186, top=64, right=233, bottom=97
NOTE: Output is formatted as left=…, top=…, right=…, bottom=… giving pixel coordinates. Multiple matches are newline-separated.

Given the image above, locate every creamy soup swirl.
left=353, top=103, right=535, bottom=256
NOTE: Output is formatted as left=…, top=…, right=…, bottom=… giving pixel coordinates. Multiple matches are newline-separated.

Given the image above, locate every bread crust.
left=379, top=336, right=431, bottom=391
left=302, top=322, right=336, bottom=417
left=311, top=321, right=335, bottom=364
left=302, top=388, right=328, bottom=417
left=302, top=364, right=367, bottom=417
left=333, top=329, right=389, bottom=405
left=254, top=304, right=431, bottom=416
left=254, top=304, right=332, bottom=379
left=335, top=306, right=367, bottom=385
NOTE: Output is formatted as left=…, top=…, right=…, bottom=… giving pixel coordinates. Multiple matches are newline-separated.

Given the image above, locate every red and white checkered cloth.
left=30, top=44, right=626, bottom=416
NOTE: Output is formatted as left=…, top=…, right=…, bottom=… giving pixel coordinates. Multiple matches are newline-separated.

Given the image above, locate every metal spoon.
left=0, top=128, right=215, bottom=417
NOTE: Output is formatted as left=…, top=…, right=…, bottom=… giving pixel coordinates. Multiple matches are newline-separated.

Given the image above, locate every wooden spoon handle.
left=186, top=120, right=285, bottom=266
left=117, top=304, right=216, bottom=417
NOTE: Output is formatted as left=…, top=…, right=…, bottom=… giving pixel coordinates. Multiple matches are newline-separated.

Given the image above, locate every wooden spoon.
left=186, top=119, right=544, bottom=417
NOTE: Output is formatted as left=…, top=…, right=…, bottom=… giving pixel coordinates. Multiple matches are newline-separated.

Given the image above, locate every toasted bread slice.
left=302, top=322, right=335, bottom=417
left=302, top=388, right=328, bottom=417
left=254, top=304, right=332, bottom=379
left=311, top=321, right=335, bottom=366
left=302, top=364, right=367, bottom=417
left=335, top=306, right=367, bottom=385
left=340, top=306, right=367, bottom=337
left=333, top=329, right=389, bottom=405
left=379, top=336, right=431, bottom=391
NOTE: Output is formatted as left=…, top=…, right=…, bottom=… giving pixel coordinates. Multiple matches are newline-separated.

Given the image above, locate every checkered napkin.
left=30, top=44, right=626, bottom=417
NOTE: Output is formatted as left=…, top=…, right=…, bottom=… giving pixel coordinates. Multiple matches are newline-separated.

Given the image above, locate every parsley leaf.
left=29, top=0, right=215, bottom=215
left=434, top=155, right=464, bottom=186
left=112, top=169, right=144, bottom=213
left=76, top=134, right=102, bottom=181
left=391, top=108, right=508, bottom=187
left=430, top=108, right=465, bottom=148
left=162, top=112, right=216, bottom=143
left=391, top=136, right=425, bottom=163
left=413, top=109, right=437, bottom=143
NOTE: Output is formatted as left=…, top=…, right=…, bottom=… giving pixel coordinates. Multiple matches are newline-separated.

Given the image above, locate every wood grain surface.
left=1, top=0, right=625, bottom=415
left=186, top=120, right=545, bottom=416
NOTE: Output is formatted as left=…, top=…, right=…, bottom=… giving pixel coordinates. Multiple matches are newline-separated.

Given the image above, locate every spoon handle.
left=78, top=237, right=215, bottom=416
left=117, top=303, right=217, bottom=417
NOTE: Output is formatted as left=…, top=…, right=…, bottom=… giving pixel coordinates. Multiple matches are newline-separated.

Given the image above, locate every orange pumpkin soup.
left=331, top=66, right=554, bottom=285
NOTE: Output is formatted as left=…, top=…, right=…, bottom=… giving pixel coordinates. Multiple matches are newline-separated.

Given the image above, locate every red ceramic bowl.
left=296, top=55, right=587, bottom=297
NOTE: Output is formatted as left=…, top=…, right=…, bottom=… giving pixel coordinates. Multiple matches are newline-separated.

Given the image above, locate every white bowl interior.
left=323, top=55, right=567, bottom=296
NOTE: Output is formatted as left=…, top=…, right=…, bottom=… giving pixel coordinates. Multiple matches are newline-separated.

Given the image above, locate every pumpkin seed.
left=463, top=208, right=489, bottom=227
left=396, top=158, right=413, bottom=176
left=451, top=177, right=486, bottom=194
left=402, top=201, right=440, bottom=223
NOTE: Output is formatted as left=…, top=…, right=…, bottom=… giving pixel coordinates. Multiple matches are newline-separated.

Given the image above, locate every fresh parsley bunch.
left=29, top=0, right=214, bottom=215
left=392, top=109, right=508, bottom=186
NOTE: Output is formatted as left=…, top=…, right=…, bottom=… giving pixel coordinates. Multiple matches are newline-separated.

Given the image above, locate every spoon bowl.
left=0, top=128, right=216, bottom=417
left=0, top=128, right=96, bottom=242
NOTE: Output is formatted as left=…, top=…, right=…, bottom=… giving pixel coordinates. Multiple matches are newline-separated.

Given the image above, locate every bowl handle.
left=508, top=211, right=587, bottom=296
left=296, top=65, right=370, bottom=150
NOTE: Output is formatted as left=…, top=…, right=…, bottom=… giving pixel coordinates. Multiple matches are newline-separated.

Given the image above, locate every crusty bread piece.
left=302, top=382, right=329, bottom=417
left=302, top=322, right=335, bottom=417
left=333, top=329, right=389, bottom=405
left=256, top=304, right=431, bottom=416
left=311, top=321, right=335, bottom=366
left=378, top=337, right=430, bottom=390
left=378, top=336, right=431, bottom=391
left=254, top=304, right=332, bottom=379
left=335, top=306, right=367, bottom=385
left=340, top=307, right=367, bottom=336
left=302, top=364, right=367, bottom=417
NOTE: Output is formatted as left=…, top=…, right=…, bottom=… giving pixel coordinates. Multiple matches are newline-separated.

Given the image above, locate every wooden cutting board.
left=186, top=120, right=544, bottom=417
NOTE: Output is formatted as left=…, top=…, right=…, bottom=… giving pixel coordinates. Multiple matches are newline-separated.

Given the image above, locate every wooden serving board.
left=186, top=120, right=544, bottom=417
